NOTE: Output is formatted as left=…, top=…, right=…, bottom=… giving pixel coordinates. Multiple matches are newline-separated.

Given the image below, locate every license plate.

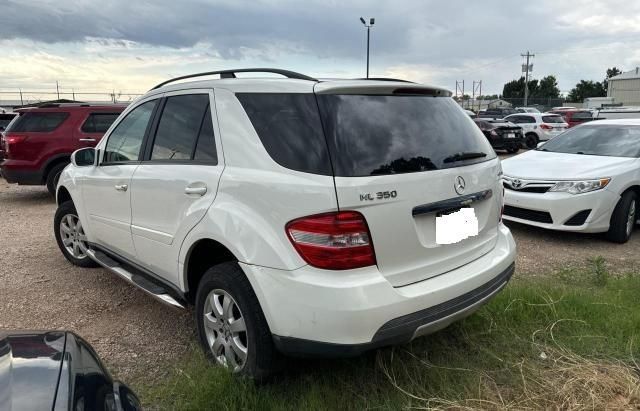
left=435, top=208, right=479, bottom=245
left=507, top=133, right=515, bottom=138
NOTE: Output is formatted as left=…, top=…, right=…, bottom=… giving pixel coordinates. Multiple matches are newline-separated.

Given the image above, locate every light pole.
left=359, top=17, right=375, bottom=78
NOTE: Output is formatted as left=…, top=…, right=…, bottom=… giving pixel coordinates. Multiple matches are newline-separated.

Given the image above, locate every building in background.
left=608, top=68, right=640, bottom=106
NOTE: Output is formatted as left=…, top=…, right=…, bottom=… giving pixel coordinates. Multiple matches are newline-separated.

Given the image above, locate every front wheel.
left=524, top=133, right=539, bottom=149
left=195, top=262, right=281, bottom=380
left=606, top=191, right=637, bottom=243
left=54, top=201, right=99, bottom=267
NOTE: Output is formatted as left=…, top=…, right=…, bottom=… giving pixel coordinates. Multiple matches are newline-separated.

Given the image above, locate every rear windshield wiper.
left=443, top=152, right=487, bottom=163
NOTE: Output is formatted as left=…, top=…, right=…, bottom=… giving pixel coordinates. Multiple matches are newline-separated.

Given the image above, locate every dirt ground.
left=1, top=178, right=639, bottom=383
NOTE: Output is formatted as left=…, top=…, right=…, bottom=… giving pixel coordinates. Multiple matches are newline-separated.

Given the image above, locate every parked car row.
left=4, top=69, right=640, bottom=395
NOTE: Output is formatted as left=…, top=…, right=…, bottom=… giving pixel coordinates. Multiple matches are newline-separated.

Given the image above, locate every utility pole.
left=521, top=51, right=534, bottom=107
left=456, top=80, right=465, bottom=108
left=19, top=88, right=23, bottom=106
left=472, top=81, right=482, bottom=112
left=56, top=81, right=60, bottom=100
left=359, top=17, right=375, bottom=78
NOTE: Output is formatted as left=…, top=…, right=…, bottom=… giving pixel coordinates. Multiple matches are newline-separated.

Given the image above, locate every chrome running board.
left=86, top=249, right=185, bottom=309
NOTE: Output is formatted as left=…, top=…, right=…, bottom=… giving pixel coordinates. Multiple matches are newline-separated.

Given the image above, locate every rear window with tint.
left=542, top=115, right=565, bottom=124
left=81, top=113, right=121, bottom=133
left=236, top=93, right=332, bottom=175
left=317, top=95, right=495, bottom=176
left=572, top=111, right=593, bottom=120
left=10, top=112, right=68, bottom=132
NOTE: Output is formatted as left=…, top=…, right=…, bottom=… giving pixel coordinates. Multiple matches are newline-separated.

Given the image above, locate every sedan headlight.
left=548, top=178, right=611, bottom=194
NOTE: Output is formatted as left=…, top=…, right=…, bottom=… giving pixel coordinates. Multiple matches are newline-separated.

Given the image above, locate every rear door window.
left=81, top=113, right=121, bottom=133
left=317, top=95, right=495, bottom=176
left=10, top=112, right=68, bottom=132
left=150, top=94, right=211, bottom=162
left=236, top=93, right=332, bottom=175
left=103, top=101, right=156, bottom=163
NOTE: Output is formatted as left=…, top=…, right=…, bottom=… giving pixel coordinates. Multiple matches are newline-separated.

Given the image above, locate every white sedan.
left=501, top=119, right=640, bottom=243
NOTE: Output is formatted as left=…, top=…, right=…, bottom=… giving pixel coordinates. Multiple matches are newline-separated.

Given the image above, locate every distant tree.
left=604, top=67, right=622, bottom=92
left=502, top=77, right=525, bottom=98
left=535, top=75, right=561, bottom=98
left=478, top=94, right=500, bottom=100
left=502, top=77, right=540, bottom=99
left=567, top=80, right=606, bottom=102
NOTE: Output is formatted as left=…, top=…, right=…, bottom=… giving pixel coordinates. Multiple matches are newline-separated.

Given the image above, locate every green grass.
left=138, top=260, right=640, bottom=410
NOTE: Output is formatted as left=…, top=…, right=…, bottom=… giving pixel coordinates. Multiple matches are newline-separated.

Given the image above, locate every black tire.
left=524, top=133, right=539, bottom=149
left=46, top=162, right=68, bottom=196
left=506, top=146, right=519, bottom=154
left=54, top=200, right=99, bottom=267
left=195, top=262, right=281, bottom=380
left=606, top=191, right=637, bottom=243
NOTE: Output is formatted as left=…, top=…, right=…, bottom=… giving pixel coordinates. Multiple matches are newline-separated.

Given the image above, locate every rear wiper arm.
left=443, top=152, right=487, bottom=163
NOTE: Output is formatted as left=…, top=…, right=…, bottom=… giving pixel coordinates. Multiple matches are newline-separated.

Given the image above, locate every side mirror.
left=536, top=142, right=545, bottom=149
left=71, top=147, right=97, bottom=167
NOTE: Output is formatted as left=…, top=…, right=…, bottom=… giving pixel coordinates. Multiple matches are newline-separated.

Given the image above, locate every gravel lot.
left=1, top=176, right=639, bottom=383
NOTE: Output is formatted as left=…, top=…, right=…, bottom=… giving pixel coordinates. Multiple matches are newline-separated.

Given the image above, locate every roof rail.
left=150, top=68, right=318, bottom=90
left=355, top=77, right=415, bottom=83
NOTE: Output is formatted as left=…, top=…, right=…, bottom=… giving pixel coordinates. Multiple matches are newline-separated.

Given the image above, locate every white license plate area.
left=507, top=133, right=515, bottom=138
left=435, top=207, right=479, bottom=245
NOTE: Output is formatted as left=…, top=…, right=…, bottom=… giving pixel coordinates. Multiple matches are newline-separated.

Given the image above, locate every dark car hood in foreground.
left=0, top=331, right=66, bottom=411
left=0, top=330, right=141, bottom=411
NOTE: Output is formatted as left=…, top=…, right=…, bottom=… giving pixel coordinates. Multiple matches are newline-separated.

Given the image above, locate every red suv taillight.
left=540, top=123, right=553, bottom=130
left=286, top=211, right=376, bottom=270
left=5, top=135, right=27, bottom=145
left=4, top=134, right=27, bottom=155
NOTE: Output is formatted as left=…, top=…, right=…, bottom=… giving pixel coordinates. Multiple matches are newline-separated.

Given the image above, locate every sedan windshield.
left=539, top=125, right=640, bottom=157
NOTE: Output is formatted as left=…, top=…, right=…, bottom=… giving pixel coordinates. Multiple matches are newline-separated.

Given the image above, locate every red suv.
left=548, top=109, right=593, bottom=128
left=1, top=104, right=126, bottom=194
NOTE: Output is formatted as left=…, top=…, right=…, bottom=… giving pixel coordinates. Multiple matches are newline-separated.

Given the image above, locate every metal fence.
left=0, top=89, right=144, bottom=108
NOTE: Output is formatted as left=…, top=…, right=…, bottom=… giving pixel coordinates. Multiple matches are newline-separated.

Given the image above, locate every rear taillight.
left=286, top=211, right=376, bottom=270
left=4, top=135, right=26, bottom=154
left=540, top=124, right=553, bottom=130
left=5, top=135, right=27, bottom=145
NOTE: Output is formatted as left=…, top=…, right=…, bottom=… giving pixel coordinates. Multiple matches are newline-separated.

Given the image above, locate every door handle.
left=184, top=184, right=207, bottom=196
left=114, top=184, right=128, bottom=192
left=79, top=138, right=97, bottom=142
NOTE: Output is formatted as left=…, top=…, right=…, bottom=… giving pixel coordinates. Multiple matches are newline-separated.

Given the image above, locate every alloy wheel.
left=626, top=200, right=636, bottom=237
left=59, top=214, right=89, bottom=259
left=203, top=289, right=248, bottom=372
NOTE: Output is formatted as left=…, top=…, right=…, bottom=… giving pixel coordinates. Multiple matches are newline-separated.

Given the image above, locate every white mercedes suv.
left=53, top=69, right=516, bottom=379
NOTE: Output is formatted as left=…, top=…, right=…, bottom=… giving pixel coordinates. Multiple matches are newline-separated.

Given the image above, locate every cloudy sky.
left=1, top=0, right=639, bottom=100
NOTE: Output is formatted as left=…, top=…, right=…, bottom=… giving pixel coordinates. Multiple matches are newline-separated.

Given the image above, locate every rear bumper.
left=241, top=223, right=516, bottom=355
left=273, top=262, right=514, bottom=357
left=491, top=137, right=524, bottom=149
left=0, top=164, right=43, bottom=185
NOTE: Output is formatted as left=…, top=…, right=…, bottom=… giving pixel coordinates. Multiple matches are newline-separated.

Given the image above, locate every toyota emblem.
left=454, top=176, right=466, bottom=195
left=512, top=179, right=523, bottom=189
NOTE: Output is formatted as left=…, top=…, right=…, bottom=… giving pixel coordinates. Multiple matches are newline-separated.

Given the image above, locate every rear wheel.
left=606, top=191, right=637, bottom=243
left=54, top=200, right=98, bottom=267
left=46, top=162, right=68, bottom=196
left=506, top=146, right=519, bottom=154
left=195, top=262, right=281, bottom=380
left=524, top=133, right=538, bottom=149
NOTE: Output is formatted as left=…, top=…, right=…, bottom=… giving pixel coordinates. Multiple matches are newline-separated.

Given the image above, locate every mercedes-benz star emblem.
left=454, top=176, right=466, bottom=195
left=512, top=179, right=523, bottom=189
